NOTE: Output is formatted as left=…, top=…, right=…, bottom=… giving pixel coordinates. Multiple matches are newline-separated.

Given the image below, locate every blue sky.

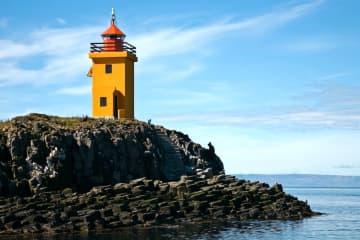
left=1, top=0, right=360, bottom=175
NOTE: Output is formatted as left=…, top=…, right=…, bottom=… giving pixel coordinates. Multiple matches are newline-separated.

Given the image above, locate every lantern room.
left=88, top=8, right=137, bottom=119
left=101, top=8, right=126, bottom=51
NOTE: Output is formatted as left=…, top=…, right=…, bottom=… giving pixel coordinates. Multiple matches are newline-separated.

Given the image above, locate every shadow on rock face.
left=0, top=114, right=225, bottom=196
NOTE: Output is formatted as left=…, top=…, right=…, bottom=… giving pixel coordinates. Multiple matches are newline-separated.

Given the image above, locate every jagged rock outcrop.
left=0, top=113, right=223, bottom=195
left=0, top=113, right=319, bottom=235
left=0, top=175, right=317, bottom=235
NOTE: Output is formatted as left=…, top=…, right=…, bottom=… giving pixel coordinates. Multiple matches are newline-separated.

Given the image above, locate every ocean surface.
left=8, top=176, right=360, bottom=240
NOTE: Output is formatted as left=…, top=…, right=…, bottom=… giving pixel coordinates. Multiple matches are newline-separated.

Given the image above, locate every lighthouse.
left=88, top=8, right=137, bottom=119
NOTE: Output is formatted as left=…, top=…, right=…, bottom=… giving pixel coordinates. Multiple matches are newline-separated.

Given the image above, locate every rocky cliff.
left=0, top=113, right=223, bottom=196
left=0, top=114, right=318, bottom=235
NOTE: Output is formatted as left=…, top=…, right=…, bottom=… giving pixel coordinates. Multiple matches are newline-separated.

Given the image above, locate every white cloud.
left=56, top=18, right=66, bottom=25
left=0, top=40, right=38, bottom=59
left=154, top=109, right=360, bottom=130
left=134, top=0, right=324, bottom=61
left=222, top=132, right=360, bottom=175
left=319, top=72, right=352, bottom=81
left=177, top=79, right=360, bottom=131
left=0, top=0, right=324, bottom=87
left=174, top=123, right=360, bottom=175
left=297, top=81, right=360, bottom=113
left=55, top=85, right=91, bottom=95
left=0, top=53, right=91, bottom=86
left=134, top=0, right=325, bottom=83
left=335, top=164, right=360, bottom=169
left=0, top=26, right=101, bottom=86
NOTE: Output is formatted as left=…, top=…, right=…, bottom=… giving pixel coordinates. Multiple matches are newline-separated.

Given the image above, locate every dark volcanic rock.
left=0, top=113, right=224, bottom=194
left=0, top=114, right=319, bottom=236
left=0, top=174, right=318, bottom=235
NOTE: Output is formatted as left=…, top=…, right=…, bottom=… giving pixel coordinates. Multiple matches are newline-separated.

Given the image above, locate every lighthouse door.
left=113, top=95, right=118, bottom=119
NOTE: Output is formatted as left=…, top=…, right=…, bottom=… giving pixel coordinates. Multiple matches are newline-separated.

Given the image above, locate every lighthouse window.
left=100, top=97, right=107, bottom=107
left=105, top=64, right=112, bottom=74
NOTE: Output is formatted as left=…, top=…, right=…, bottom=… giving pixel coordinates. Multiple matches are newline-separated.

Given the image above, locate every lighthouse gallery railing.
left=90, top=41, right=136, bottom=54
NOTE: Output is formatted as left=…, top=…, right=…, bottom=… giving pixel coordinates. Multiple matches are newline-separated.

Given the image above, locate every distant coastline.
left=235, top=174, right=360, bottom=188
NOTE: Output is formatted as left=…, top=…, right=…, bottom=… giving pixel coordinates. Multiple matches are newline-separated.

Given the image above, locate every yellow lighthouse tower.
left=88, top=8, right=137, bottom=119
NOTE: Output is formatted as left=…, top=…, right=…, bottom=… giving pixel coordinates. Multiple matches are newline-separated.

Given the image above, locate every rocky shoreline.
left=0, top=174, right=317, bottom=235
left=0, top=114, right=319, bottom=235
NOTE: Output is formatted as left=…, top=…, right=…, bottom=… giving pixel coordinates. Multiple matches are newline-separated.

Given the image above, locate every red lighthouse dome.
left=101, top=8, right=125, bottom=51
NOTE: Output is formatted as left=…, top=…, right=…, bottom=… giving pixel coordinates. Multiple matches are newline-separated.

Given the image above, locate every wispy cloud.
left=0, top=26, right=101, bottom=86
left=56, top=18, right=66, bottom=25
left=55, top=85, right=91, bottom=95
left=0, top=27, right=101, bottom=60
left=155, top=109, right=360, bottom=130
left=0, top=0, right=324, bottom=87
left=156, top=76, right=360, bottom=131
left=319, top=72, right=352, bottom=81
left=134, top=0, right=325, bottom=83
left=335, top=164, right=360, bottom=169
left=134, top=0, right=325, bottom=61
left=297, top=81, right=360, bottom=112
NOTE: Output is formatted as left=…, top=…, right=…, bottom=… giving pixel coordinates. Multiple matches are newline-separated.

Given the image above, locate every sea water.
left=8, top=187, right=360, bottom=240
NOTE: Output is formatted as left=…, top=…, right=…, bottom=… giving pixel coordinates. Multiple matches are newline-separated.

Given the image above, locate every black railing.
left=90, top=41, right=136, bottom=55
